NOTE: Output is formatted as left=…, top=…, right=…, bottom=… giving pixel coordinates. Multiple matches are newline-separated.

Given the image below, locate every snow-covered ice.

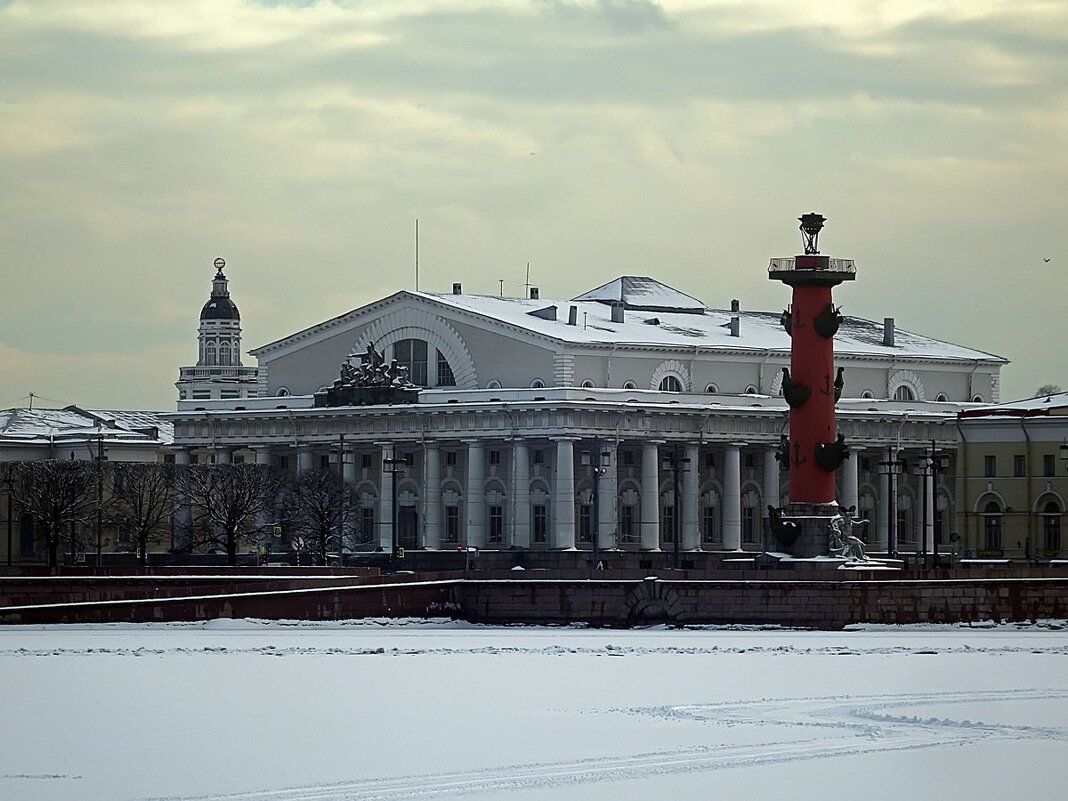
left=2, top=620, right=1066, bottom=800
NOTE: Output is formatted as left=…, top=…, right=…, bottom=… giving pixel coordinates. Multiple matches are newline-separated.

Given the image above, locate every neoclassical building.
left=167, top=263, right=1006, bottom=558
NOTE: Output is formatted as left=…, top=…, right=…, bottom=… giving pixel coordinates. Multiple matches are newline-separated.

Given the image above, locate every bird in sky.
left=1044, top=258, right=1052, bottom=263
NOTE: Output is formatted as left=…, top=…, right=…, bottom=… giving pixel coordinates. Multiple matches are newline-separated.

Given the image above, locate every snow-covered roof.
left=0, top=406, right=174, bottom=446
left=572, top=276, right=706, bottom=312
left=960, top=392, right=1068, bottom=418
left=418, top=288, right=1005, bottom=363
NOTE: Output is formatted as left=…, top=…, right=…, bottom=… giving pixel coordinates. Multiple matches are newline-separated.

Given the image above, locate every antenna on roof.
left=28, top=392, right=35, bottom=410
left=414, top=219, right=419, bottom=292
left=499, top=278, right=504, bottom=297
left=524, top=261, right=530, bottom=298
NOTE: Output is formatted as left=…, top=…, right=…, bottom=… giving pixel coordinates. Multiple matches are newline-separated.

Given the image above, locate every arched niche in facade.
left=650, top=360, right=690, bottom=393
left=353, top=306, right=478, bottom=389
left=889, top=369, right=926, bottom=402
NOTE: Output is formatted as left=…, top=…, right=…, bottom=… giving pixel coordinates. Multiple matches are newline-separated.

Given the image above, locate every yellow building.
left=957, top=394, right=1068, bottom=562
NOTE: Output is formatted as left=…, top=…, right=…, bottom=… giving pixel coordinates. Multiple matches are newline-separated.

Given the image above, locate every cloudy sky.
left=2, top=0, right=1066, bottom=410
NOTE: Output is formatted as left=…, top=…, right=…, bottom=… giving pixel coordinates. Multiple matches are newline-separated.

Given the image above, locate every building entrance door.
left=398, top=507, right=419, bottom=550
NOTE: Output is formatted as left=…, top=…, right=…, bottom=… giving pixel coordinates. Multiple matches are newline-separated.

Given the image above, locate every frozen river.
left=2, top=619, right=1067, bottom=800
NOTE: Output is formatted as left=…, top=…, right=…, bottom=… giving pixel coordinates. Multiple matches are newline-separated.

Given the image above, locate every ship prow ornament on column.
left=766, top=214, right=892, bottom=566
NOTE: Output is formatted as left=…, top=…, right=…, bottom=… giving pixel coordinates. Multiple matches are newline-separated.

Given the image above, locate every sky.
left=1, top=0, right=1066, bottom=411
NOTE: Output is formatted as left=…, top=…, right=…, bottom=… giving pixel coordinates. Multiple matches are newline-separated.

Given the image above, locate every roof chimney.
left=731, top=299, right=740, bottom=312
left=529, top=287, right=539, bottom=299
left=883, top=317, right=895, bottom=347
left=611, top=301, right=625, bottom=324
left=452, top=282, right=462, bottom=295
left=729, top=316, right=740, bottom=337
left=568, top=305, right=578, bottom=326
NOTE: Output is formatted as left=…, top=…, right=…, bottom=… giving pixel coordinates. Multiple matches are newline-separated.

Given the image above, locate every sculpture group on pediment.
left=314, top=343, right=420, bottom=407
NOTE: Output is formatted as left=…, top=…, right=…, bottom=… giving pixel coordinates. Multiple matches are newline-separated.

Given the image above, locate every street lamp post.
left=581, top=445, right=611, bottom=570
left=877, top=449, right=905, bottom=560
left=383, top=450, right=406, bottom=571
left=662, top=448, right=691, bottom=570
left=915, top=447, right=951, bottom=568
left=3, top=467, right=13, bottom=568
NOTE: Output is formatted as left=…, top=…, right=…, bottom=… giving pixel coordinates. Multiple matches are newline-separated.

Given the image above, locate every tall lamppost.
left=877, top=450, right=905, bottom=560
left=3, top=466, right=13, bottom=568
left=383, top=450, right=406, bottom=570
left=914, top=447, right=951, bottom=568
left=662, top=448, right=691, bottom=569
left=581, top=445, right=611, bottom=570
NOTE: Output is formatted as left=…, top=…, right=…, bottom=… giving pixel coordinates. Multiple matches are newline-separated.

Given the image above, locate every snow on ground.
left=2, top=620, right=1067, bottom=801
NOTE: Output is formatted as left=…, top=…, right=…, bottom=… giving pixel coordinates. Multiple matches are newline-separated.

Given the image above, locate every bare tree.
left=1035, top=384, right=1063, bottom=398
left=112, top=462, right=175, bottom=566
left=183, top=463, right=285, bottom=566
left=282, top=468, right=353, bottom=564
left=11, top=460, right=97, bottom=567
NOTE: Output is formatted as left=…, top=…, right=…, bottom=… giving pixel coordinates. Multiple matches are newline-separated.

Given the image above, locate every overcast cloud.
left=1, top=0, right=1066, bottom=409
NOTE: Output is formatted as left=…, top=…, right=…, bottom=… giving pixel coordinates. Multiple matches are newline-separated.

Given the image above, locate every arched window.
left=705, top=383, right=718, bottom=394
left=219, top=341, right=232, bottom=366
left=744, top=385, right=758, bottom=395
left=861, top=390, right=875, bottom=399
left=659, top=375, right=682, bottom=393
left=935, top=393, right=949, bottom=402
left=1043, top=501, right=1061, bottom=552
left=276, top=387, right=291, bottom=397
left=972, top=394, right=985, bottom=403
left=204, top=343, right=217, bottom=365
left=622, top=380, right=637, bottom=390
left=982, top=501, right=1002, bottom=550
left=394, top=339, right=428, bottom=386
left=581, top=379, right=595, bottom=389
left=530, top=378, right=545, bottom=389
left=486, top=379, right=502, bottom=390
left=894, top=385, right=915, bottom=401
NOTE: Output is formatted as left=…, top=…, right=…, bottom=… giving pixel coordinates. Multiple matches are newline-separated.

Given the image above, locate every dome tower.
left=176, top=258, right=259, bottom=404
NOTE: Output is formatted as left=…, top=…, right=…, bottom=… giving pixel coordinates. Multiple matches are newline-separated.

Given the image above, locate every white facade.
left=167, top=274, right=1006, bottom=555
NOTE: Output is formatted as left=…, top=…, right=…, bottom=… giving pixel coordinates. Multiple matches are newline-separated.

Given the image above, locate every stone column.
left=841, top=447, right=860, bottom=513
left=297, top=447, right=315, bottom=475
left=512, top=441, right=531, bottom=549
left=681, top=443, right=701, bottom=551
left=465, top=440, right=486, bottom=548
left=172, top=448, right=193, bottom=552
left=423, top=443, right=441, bottom=550
left=378, top=445, right=394, bottom=552
left=597, top=442, right=618, bottom=551
left=723, top=443, right=743, bottom=550
left=641, top=441, right=662, bottom=550
left=553, top=438, right=577, bottom=549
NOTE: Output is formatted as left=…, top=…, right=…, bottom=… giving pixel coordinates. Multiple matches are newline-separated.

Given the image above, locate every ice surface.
left=1, top=620, right=1066, bottom=801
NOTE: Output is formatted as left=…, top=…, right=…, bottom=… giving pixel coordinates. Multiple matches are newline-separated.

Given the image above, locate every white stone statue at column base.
left=828, top=506, right=870, bottom=562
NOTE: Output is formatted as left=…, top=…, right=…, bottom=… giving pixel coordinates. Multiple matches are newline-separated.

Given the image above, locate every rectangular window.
left=705, top=452, right=715, bottom=469
left=661, top=506, right=675, bottom=543
left=743, top=453, right=755, bottom=470
left=622, top=451, right=635, bottom=467
left=1014, top=455, right=1026, bottom=478
left=1044, top=454, right=1056, bottom=478
left=233, top=454, right=245, bottom=464
left=221, top=390, right=240, bottom=399
left=934, top=510, right=945, bottom=545
left=897, top=510, right=911, bottom=545
left=742, top=507, right=756, bottom=544
left=360, top=507, right=375, bottom=542
left=163, top=454, right=176, bottom=464
left=445, top=506, right=460, bottom=543
left=191, top=390, right=210, bottom=400
left=578, top=504, right=592, bottom=543
left=436, top=350, right=456, bottom=387
left=278, top=456, right=289, bottom=471
left=984, top=514, right=1001, bottom=551
left=488, top=450, right=501, bottom=466
left=621, top=505, right=637, bottom=542
left=533, top=505, right=547, bottom=543
left=320, top=454, right=330, bottom=469
left=361, top=454, right=372, bottom=469
left=488, top=506, right=503, bottom=543
left=533, top=450, right=544, bottom=466
left=860, top=456, right=872, bottom=472
left=984, top=455, right=996, bottom=478
left=1044, top=514, right=1061, bottom=552
left=445, top=451, right=458, bottom=467
left=395, top=339, right=428, bottom=386
left=702, top=507, right=717, bottom=543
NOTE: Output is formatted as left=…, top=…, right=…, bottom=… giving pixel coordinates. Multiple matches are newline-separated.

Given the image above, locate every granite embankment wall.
left=2, top=570, right=1066, bottom=628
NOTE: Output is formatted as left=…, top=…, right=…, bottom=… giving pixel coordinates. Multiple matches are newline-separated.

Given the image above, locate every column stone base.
left=768, top=502, right=841, bottom=558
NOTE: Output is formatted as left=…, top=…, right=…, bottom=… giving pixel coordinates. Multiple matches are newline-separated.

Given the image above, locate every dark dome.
left=200, top=297, right=241, bottom=321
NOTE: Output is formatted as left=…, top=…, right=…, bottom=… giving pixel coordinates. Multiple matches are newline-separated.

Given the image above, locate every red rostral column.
left=769, top=213, right=855, bottom=506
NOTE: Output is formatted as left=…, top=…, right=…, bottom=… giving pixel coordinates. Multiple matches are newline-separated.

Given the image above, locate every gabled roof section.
left=0, top=407, right=174, bottom=445
left=959, top=392, right=1068, bottom=419
left=572, top=276, right=706, bottom=313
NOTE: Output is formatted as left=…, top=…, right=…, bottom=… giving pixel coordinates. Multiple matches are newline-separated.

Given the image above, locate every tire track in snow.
left=143, top=688, right=1068, bottom=801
